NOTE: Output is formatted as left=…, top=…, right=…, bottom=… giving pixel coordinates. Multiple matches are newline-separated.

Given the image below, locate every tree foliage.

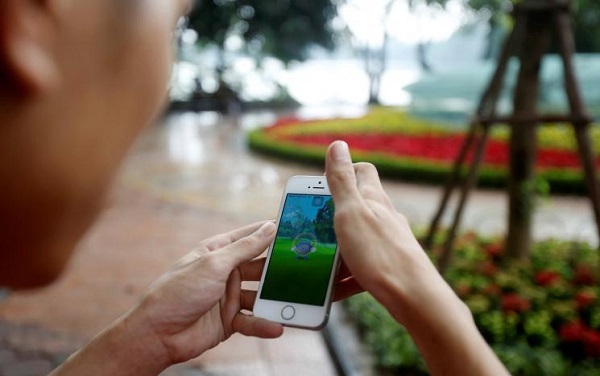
left=187, top=0, right=340, bottom=64
left=572, top=0, right=600, bottom=52
left=462, top=0, right=600, bottom=55
left=314, top=198, right=336, bottom=244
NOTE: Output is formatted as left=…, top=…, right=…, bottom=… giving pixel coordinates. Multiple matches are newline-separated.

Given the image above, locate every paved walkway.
left=0, top=108, right=597, bottom=375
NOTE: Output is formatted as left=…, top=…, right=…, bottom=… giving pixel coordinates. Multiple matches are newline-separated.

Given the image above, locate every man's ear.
left=0, top=0, right=59, bottom=95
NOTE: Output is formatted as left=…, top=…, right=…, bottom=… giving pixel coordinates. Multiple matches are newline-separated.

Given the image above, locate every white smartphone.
left=253, top=176, right=340, bottom=330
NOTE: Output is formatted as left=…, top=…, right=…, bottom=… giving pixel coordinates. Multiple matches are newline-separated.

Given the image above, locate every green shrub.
left=345, top=235, right=600, bottom=375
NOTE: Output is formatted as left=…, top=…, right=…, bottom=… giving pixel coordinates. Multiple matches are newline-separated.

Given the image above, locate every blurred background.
left=170, top=0, right=600, bottom=121
left=2, top=1, right=600, bottom=375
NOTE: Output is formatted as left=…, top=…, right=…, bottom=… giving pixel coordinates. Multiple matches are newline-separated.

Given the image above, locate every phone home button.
left=281, top=305, right=296, bottom=320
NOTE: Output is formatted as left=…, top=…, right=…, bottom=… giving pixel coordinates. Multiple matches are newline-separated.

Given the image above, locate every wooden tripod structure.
left=423, top=0, right=600, bottom=273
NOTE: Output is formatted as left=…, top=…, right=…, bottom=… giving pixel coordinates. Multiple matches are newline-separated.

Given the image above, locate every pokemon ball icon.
left=291, top=233, right=318, bottom=260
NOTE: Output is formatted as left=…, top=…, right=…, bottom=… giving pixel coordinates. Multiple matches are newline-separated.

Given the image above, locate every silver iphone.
left=253, top=176, right=340, bottom=329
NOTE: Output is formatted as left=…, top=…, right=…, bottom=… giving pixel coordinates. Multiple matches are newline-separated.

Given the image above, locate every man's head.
left=0, top=0, right=191, bottom=288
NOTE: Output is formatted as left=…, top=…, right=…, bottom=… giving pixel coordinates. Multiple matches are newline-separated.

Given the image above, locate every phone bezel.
left=253, top=176, right=340, bottom=330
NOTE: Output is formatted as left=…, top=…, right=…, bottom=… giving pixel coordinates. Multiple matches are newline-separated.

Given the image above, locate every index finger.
left=325, top=141, right=361, bottom=204
left=173, top=222, right=273, bottom=269
left=201, top=221, right=273, bottom=252
left=213, top=221, right=277, bottom=269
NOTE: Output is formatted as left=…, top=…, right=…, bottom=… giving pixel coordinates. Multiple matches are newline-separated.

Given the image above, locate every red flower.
left=583, top=330, right=600, bottom=358
left=559, top=320, right=588, bottom=342
left=534, top=270, right=561, bottom=287
left=277, top=132, right=600, bottom=169
left=484, top=242, right=504, bottom=259
left=558, top=320, right=600, bottom=357
left=574, top=265, right=596, bottom=286
left=575, top=291, right=597, bottom=310
left=501, top=293, right=530, bottom=313
left=559, top=321, right=600, bottom=358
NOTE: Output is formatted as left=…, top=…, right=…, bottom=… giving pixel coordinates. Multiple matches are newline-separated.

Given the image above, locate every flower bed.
left=345, top=235, right=600, bottom=375
left=248, top=108, right=600, bottom=194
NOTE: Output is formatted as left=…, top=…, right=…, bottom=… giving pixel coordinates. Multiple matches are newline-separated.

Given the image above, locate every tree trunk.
left=506, top=12, right=552, bottom=260
left=366, top=44, right=380, bottom=105
left=417, top=42, right=432, bottom=72
left=369, top=33, right=390, bottom=104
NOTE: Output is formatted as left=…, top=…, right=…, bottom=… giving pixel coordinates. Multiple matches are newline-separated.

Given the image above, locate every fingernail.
left=258, top=222, right=276, bottom=237
left=331, top=141, right=351, bottom=162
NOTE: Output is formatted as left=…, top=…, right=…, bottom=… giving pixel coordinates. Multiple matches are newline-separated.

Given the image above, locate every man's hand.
left=52, top=221, right=284, bottom=375
left=325, top=140, right=509, bottom=376
left=131, top=221, right=284, bottom=364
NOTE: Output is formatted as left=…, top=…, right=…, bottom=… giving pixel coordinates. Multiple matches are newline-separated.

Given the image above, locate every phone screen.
left=260, top=193, right=337, bottom=306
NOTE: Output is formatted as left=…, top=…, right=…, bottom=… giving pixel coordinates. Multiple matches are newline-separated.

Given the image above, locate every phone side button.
left=281, top=305, right=296, bottom=320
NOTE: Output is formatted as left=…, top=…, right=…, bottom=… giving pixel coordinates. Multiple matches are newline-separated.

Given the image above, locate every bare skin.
left=50, top=222, right=285, bottom=375
left=325, top=141, right=510, bottom=376
left=49, top=218, right=364, bottom=375
left=0, top=0, right=190, bottom=288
